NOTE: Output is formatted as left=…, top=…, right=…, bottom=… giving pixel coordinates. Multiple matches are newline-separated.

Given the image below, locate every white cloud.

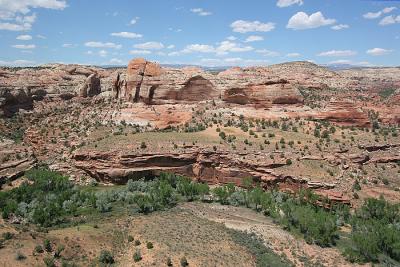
left=216, top=41, right=253, bottom=55
left=0, top=59, right=35, bottom=66
left=256, top=49, right=280, bottom=57
left=0, top=0, right=66, bottom=31
left=98, top=50, right=108, bottom=57
left=227, top=36, right=237, bottom=41
left=84, top=42, right=122, bottom=49
left=318, top=50, right=357, bottom=57
left=244, top=35, right=264, bottom=42
left=182, top=41, right=253, bottom=55
left=129, top=50, right=152, bottom=55
left=168, top=51, right=180, bottom=56
left=183, top=44, right=215, bottom=53
left=231, top=20, right=275, bottom=33
left=133, top=42, right=164, bottom=50
left=16, top=34, right=32, bottom=40
left=331, top=24, right=349, bottom=30
left=277, top=0, right=303, bottom=8
left=379, top=15, right=400, bottom=26
left=363, top=7, right=397, bottom=19
left=36, top=34, right=46, bottom=39
left=109, top=58, right=123, bottom=64
left=62, top=43, right=75, bottom=48
left=0, top=0, right=66, bottom=15
left=328, top=59, right=351, bottom=64
left=286, top=52, right=301, bottom=57
left=167, top=45, right=175, bottom=49
left=287, top=11, right=336, bottom=30
left=130, top=17, right=139, bottom=25
left=111, top=32, right=142, bottom=38
left=366, top=48, right=393, bottom=56
left=12, top=44, right=35, bottom=49
left=190, top=8, right=212, bottom=16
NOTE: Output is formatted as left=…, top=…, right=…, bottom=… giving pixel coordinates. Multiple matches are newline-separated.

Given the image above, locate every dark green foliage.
left=44, top=257, right=56, bottom=267
left=133, top=249, right=142, bottom=262
left=280, top=201, right=338, bottom=247
left=229, top=230, right=291, bottom=267
left=99, top=250, right=114, bottom=264
left=2, top=232, right=14, bottom=240
left=146, top=241, right=154, bottom=249
left=344, top=197, right=400, bottom=263
left=44, top=239, right=52, bottom=252
left=34, top=245, right=44, bottom=254
left=0, top=168, right=96, bottom=227
left=127, top=235, right=134, bottom=242
left=134, top=240, right=141, bottom=246
left=15, top=251, right=26, bottom=261
left=180, top=256, right=189, bottom=267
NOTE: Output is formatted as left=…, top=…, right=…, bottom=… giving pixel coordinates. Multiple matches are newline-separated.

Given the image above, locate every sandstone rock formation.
left=223, top=79, right=303, bottom=107
left=77, top=73, right=101, bottom=97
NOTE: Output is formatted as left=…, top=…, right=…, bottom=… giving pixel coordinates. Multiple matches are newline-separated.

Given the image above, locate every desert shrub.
left=146, top=241, right=154, bottom=249
left=0, top=168, right=96, bottom=227
left=2, top=232, right=14, bottom=240
left=99, top=250, right=114, bottom=264
left=280, top=200, right=338, bottom=247
left=180, top=256, right=189, bottom=267
left=134, top=239, right=141, bottom=246
left=167, top=257, right=173, bottom=266
left=15, top=251, right=26, bottom=261
left=133, top=249, right=142, bottom=262
left=212, top=183, right=235, bottom=205
left=44, top=239, right=52, bottom=252
left=344, top=197, right=400, bottom=263
left=34, top=245, right=44, bottom=254
left=128, top=235, right=134, bottom=242
left=95, top=193, right=112, bottom=213
left=44, top=257, right=56, bottom=267
left=229, top=229, right=291, bottom=267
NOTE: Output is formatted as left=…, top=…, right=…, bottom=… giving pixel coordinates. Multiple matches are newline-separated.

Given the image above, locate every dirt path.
left=181, top=202, right=368, bottom=267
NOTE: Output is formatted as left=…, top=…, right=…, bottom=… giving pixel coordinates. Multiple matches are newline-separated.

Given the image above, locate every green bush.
left=99, top=250, right=114, bottom=264
left=146, top=241, right=154, bottom=249
left=133, top=249, right=142, bottom=262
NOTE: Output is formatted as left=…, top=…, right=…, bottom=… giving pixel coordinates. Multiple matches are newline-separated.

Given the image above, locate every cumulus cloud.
left=276, top=0, right=303, bottom=8
left=182, top=41, right=254, bottom=55
left=227, top=36, right=237, bottom=41
left=129, top=50, right=152, bottom=55
left=366, top=48, right=393, bottom=56
left=0, top=0, right=66, bottom=31
left=98, top=50, right=108, bottom=57
left=255, top=49, right=280, bottom=57
left=133, top=42, right=164, bottom=50
left=190, top=8, right=212, bottom=16
left=231, top=20, right=275, bottom=33
left=130, top=17, right=139, bottom=25
left=318, top=50, right=357, bottom=57
left=167, top=45, right=175, bottom=49
left=109, top=58, right=123, bottom=64
left=287, top=11, right=336, bottom=30
left=286, top=53, right=301, bottom=57
left=111, top=32, right=142, bottom=38
left=331, top=24, right=349, bottom=30
left=379, top=15, right=400, bottom=26
left=244, top=35, right=264, bottom=42
left=16, top=34, right=32, bottom=40
left=12, top=44, right=35, bottom=49
left=363, top=7, right=396, bottom=19
left=182, top=44, right=215, bottom=53
left=85, top=42, right=122, bottom=49
left=62, top=43, right=75, bottom=48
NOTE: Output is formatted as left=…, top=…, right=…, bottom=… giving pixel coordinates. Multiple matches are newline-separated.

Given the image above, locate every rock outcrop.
left=77, top=73, right=101, bottom=97
left=223, top=79, right=303, bottom=107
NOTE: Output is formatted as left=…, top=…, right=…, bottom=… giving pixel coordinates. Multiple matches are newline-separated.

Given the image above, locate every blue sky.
left=0, top=0, right=399, bottom=67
